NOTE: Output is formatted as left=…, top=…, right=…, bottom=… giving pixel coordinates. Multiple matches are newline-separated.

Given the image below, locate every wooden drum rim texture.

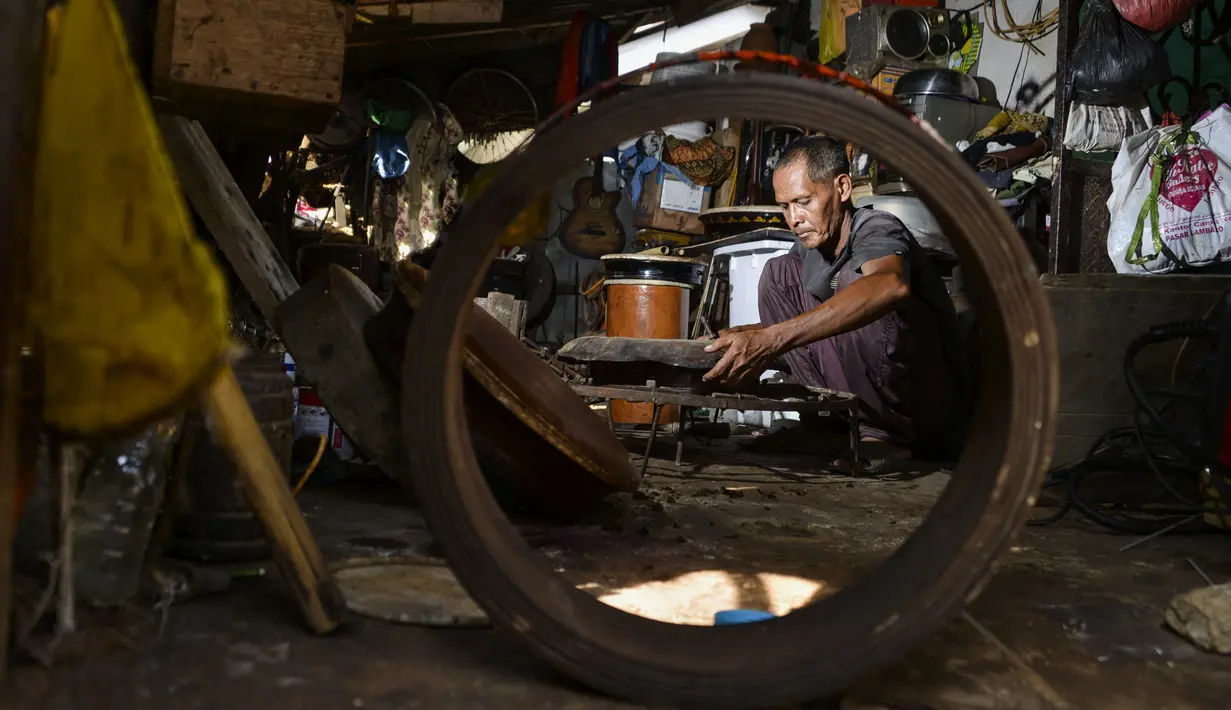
left=401, top=73, right=1057, bottom=708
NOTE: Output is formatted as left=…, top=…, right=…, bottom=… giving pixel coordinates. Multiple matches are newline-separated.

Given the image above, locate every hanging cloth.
left=31, top=0, right=231, bottom=437
left=554, top=13, right=618, bottom=119
left=553, top=12, right=588, bottom=113
left=577, top=17, right=617, bottom=95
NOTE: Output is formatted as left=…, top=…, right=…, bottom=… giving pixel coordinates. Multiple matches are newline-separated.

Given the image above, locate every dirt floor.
left=6, top=438, right=1231, bottom=710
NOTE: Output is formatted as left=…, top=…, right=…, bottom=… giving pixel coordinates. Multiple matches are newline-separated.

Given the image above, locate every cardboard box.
left=634, top=167, right=712, bottom=236
left=153, top=0, right=347, bottom=132
left=871, top=65, right=910, bottom=96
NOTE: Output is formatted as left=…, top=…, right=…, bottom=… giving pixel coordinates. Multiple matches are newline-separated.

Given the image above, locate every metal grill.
left=1153, top=1, right=1231, bottom=121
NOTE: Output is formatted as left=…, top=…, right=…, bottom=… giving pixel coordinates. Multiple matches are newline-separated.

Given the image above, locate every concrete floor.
left=6, top=445, right=1231, bottom=710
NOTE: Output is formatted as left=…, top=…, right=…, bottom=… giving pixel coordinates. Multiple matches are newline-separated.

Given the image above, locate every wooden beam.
left=0, top=0, right=46, bottom=683
left=201, top=367, right=343, bottom=634
left=158, top=114, right=298, bottom=324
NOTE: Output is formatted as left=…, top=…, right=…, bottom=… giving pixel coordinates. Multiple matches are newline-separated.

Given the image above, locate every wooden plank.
left=152, top=0, right=345, bottom=126
left=1043, top=273, right=1230, bottom=463
left=557, top=336, right=721, bottom=370
left=1047, top=0, right=1083, bottom=275
left=201, top=367, right=343, bottom=634
left=357, top=0, right=504, bottom=22
left=474, top=292, right=527, bottom=338
left=275, top=267, right=414, bottom=487
left=0, top=0, right=46, bottom=682
left=158, top=113, right=298, bottom=324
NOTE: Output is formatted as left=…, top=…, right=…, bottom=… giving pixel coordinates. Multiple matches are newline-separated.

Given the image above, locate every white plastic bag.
left=1063, top=101, right=1151, bottom=153
left=1107, top=105, right=1231, bottom=274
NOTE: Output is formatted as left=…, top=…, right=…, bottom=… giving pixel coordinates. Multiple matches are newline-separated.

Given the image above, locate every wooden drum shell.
left=604, top=280, right=690, bottom=425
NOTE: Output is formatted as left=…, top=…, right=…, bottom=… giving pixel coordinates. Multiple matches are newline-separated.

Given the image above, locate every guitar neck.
left=590, top=155, right=605, bottom=199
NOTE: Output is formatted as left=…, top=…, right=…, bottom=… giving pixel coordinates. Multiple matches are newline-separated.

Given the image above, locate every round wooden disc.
left=334, top=562, right=490, bottom=628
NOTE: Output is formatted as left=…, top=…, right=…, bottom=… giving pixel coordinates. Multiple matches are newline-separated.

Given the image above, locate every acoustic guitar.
left=560, top=156, right=626, bottom=259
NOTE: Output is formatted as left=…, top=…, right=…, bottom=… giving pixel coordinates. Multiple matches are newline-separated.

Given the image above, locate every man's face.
left=772, top=158, right=852, bottom=251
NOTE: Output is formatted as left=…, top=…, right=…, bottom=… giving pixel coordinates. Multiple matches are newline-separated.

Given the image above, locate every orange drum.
left=600, top=253, right=706, bottom=425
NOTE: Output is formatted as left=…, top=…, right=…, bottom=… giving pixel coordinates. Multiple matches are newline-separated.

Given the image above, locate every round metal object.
left=893, top=68, right=980, bottom=101
left=699, top=205, right=787, bottom=238
left=927, top=33, right=954, bottom=60
left=521, top=244, right=558, bottom=330
left=599, top=253, right=707, bottom=288
left=402, top=73, right=1057, bottom=708
left=306, top=90, right=367, bottom=153
left=885, top=10, right=930, bottom=60
left=444, top=68, right=540, bottom=137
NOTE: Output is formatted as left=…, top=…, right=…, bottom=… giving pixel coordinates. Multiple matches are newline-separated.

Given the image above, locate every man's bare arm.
left=762, top=254, right=911, bottom=353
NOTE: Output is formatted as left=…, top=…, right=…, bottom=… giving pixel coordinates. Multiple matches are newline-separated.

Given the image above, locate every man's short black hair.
left=776, top=135, right=850, bottom=183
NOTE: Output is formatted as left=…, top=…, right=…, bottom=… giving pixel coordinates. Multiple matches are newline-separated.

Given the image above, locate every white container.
left=712, top=238, right=797, bottom=429
left=713, top=238, right=794, bottom=328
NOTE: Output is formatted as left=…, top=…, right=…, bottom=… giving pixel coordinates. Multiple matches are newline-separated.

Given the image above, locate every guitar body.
left=561, top=175, right=626, bottom=259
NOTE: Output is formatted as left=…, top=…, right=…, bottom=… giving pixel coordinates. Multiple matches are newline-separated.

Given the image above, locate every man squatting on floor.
left=701, top=135, right=968, bottom=463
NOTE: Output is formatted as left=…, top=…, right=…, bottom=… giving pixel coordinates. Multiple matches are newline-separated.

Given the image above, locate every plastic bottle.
left=72, top=417, right=182, bottom=608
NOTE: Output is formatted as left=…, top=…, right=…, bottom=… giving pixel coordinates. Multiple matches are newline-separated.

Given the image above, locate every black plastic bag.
left=1070, top=0, right=1172, bottom=106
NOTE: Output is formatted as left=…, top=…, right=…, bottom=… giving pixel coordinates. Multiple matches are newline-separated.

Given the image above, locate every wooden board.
left=474, top=292, right=526, bottom=338
left=357, top=0, right=504, bottom=23
left=159, top=114, right=298, bottom=324
left=372, top=262, right=642, bottom=502
left=275, top=266, right=412, bottom=487
left=152, top=0, right=346, bottom=131
left=334, top=561, right=490, bottom=627
left=202, top=367, right=343, bottom=634
left=557, top=336, right=721, bottom=370
left=1042, top=273, right=1231, bottom=463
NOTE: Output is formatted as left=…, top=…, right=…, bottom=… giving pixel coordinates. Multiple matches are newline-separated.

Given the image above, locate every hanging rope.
left=983, top=0, right=1058, bottom=54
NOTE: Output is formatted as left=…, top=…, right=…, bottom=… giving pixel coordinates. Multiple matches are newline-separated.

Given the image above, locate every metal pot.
left=893, top=68, right=980, bottom=101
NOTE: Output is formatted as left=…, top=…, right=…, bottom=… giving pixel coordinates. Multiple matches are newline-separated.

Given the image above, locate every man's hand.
left=702, top=327, right=781, bottom=386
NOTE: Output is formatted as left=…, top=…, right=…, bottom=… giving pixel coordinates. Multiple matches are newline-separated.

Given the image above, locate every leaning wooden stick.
left=54, top=443, right=85, bottom=637
left=201, top=365, right=343, bottom=634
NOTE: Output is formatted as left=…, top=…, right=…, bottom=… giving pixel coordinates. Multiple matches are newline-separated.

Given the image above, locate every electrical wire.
left=982, top=0, right=1058, bottom=54
left=1030, top=314, right=1231, bottom=535
left=293, top=434, right=327, bottom=496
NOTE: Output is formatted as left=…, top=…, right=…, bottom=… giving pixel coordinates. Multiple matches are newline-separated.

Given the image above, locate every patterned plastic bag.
left=1107, top=106, right=1231, bottom=273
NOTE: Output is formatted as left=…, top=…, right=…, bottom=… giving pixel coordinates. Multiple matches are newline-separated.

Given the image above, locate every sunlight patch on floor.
left=590, top=570, right=826, bottom=625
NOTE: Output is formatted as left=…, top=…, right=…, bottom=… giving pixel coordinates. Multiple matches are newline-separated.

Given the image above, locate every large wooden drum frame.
left=400, top=72, right=1057, bottom=708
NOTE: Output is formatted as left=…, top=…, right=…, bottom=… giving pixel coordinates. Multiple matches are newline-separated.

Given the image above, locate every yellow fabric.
left=30, top=0, right=231, bottom=437
left=973, top=110, right=1050, bottom=141
left=466, top=165, right=553, bottom=247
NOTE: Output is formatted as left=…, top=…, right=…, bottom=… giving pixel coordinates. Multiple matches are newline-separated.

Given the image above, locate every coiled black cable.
left=1030, top=317, right=1231, bottom=533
